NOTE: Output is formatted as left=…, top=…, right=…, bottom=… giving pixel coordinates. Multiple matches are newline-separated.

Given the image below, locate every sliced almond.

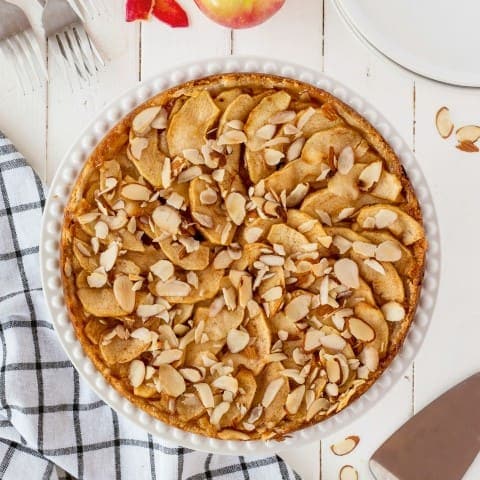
left=210, top=401, right=231, bottom=426
left=285, top=294, right=311, bottom=322
left=130, top=137, right=149, bottom=159
left=285, top=385, right=306, bottom=414
left=113, top=275, right=135, bottom=313
left=331, top=436, right=360, bottom=456
left=287, top=137, right=305, bottom=161
left=364, top=258, right=386, bottom=275
left=194, top=383, right=214, bottom=408
left=333, top=236, right=352, bottom=255
left=132, top=106, right=161, bottom=135
left=337, top=146, right=354, bottom=174
left=348, top=317, right=375, bottom=342
left=200, top=188, right=218, bottom=205
left=152, top=206, right=181, bottom=236
left=226, top=192, right=246, bottom=226
left=359, top=346, right=379, bottom=372
left=304, top=329, right=323, bottom=352
left=281, top=369, right=305, bottom=384
left=156, top=280, right=191, bottom=297
left=321, top=334, right=347, bottom=352
left=381, top=301, right=406, bottom=322
left=256, top=124, right=276, bottom=140
left=334, top=258, right=359, bottom=289
left=374, top=209, right=398, bottom=229
left=212, top=375, right=239, bottom=395
left=259, top=254, right=284, bottom=267
left=375, top=240, right=402, bottom=262
left=358, top=161, right=382, bottom=191
left=87, top=268, right=107, bottom=288
left=435, top=106, right=454, bottom=139
left=244, top=227, right=263, bottom=244
left=286, top=183, right=309, bottom=207
left=261, top=286, right=283, bottom=302
left=121, top=183, right=151, bottom=202
left=151, top=108, right=167, bottom=129
left=262, top=377, right=285, bottom=408
left=179, top=367, right=202, bottom=383
left=306, top=397, right=329, bottom=421
left=352, top=241, right=376, bottom=257
left=150, top=259, right=174, bottom=282
left=157, top=364, right=186, bottom=397
left=456, top=125, right=480, bottom=143
left=153, top=349, right=183, bottom=366
left=339, top=465, right=358, bottom=480
left=182, top=148, right=204, bottom=165
left=270, top=110, right=296, bottom=124
left=326, top=358, right=341, bottom=383
left=77, top=212, right=100, bottom=225
left=264, top=148, right=285, bottom=166
left=99, top=242, right=118, bottom=272
left=214, top=250, right=234, bottom=269
left=178, top=166, right=202, bottom=183
left=227, top=329, right=250, bottom=353
left=222, top=286, right=237, bottom=311
left=128, top=359, right=146, bottom=388
left=218, top=129, right=247, bottom=145
left=192, top=212, right=213, bottom=228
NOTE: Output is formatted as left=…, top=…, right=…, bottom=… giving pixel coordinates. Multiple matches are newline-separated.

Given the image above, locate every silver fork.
left=40, top=0, right=104, bottom=84
left=0, top=0, right=47, bottom=92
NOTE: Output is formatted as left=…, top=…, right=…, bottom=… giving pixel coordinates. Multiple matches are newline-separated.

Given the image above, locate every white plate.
left=40, top=56, right=441, bottom=455
left=333, top=0, right=480, bottom=87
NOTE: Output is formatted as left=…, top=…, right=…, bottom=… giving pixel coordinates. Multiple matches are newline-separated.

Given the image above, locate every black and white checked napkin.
left=0, top=132, right=301, bottom=480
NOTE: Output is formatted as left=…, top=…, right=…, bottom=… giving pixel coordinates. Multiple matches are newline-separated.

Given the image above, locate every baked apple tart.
left=61, top=73, right=426, bottom=440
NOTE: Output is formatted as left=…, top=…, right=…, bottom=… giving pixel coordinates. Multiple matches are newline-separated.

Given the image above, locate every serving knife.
left=370, top=372, right=480, bottom=480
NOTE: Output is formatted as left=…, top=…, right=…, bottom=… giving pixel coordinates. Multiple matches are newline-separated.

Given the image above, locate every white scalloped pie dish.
left=40, top=57, right=441, bottom=455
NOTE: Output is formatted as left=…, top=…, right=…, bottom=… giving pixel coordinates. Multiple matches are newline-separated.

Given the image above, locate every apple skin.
left=194, top=0, right=285, bottom=29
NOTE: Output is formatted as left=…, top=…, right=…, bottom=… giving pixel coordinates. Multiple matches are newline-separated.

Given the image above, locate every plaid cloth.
left=0, top=132, right=300, bottom=480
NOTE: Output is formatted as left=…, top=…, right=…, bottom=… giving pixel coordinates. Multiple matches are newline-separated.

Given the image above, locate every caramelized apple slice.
left=194, top=306, right=245, bottom=342
left=99, top=334, right=150, bottom=365
left=286, top=209, right=331, bottom=255
left=78, top=288, right=129, bottom=317
left=159, top=237, right=210, bottom=271
left=267, top=223, right=309, bottom=255
left=353, top=302, right=389, bottom=356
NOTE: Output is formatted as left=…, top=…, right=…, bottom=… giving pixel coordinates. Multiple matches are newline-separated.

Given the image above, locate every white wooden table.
left=2, top=1, right=479, bottom=479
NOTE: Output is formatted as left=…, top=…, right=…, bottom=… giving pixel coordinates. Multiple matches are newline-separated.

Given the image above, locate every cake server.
left=370, top=372, right=480, bottom=480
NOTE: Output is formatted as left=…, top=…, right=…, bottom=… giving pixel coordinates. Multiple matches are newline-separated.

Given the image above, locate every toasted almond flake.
left=150, top=259, right=174, bottom=281
left=358, top=161, right=382, bottom=191
left=333, top=236, right=352, bottom=255
left=130, top=136, right=149, bottom=159
left=374, top=209, right=398, bottom=229
left=262, top=378, right=285, bottom=408
left=321, top=334, right=347, bottom=352
left=435, top=106, right=454, bottom=139
left=359, top=346, right=379, bottom=372
left=357, top=365, right=370, bottom=379
left=78, top=212, right=100, bottom=224
left=132, top=106, right=161, bottom=135
left=178, top=166, right=202, bottom=183
left=298, top=220, right=316, bottom=233
left=325, top=383, right=339, bottom=397
left=212, top=168, right=225, bottom=182
left=212, top=375, right=239, bottom=395
left=128, top=359, right=145, bottom=388
left=297, top=107, right=316, bottom=131
left=316, top=209, right=332, bottom=226
left=264, top=148, right=285, bottom=166
left=456, top=125, right=480, bottom=143
left=261, top=286, right=283, bottom=302
left=130, top=327, right=152, bottom=343
left=246, top=406, right=263, bottom=425
left=304, top=329, right=323, bottom=352
left=150, top=107, right=167, bottom=129
left=222, top=287, right=237, bottom=311
left=156, top=280, right=191, bottom=297
left=331, top=309, right=353, bottom=331
left=194, top=319, right=205, bottom=344
left=226, top=119, right=244, bottom=130
left=225, top=328, right=249, bottom=353
left=214, top=250, right=234, bottom=269
left=339, top=465, right=358, bottom=480
left=218, top=129, right=247, bottom=145
left=285, top=385, right=306, bottom=414
left=87, top=268, right=107, bottom=288
left=179, top=367, right=202, bottom=383
left=352, top=241, right=376, bottom=257
left=306, top=397, right=329, bottom=421
left=152, top=206, right=181, bottom=236
left=200, top=188, right=218, bottom=205
left=375, top=240, right=402, bottom=262
left=337, top=147, right=354, bottom=174
left=186, top=271, right=199, bottom=289
left=210, top=401, right=231, bottom=426
left=285, top=294, right=311, bottom=322
left=364, top=258, right=385, bottom=275
left=157, top=364, right=186, bottom=397
left=113, top=275, right=135, bottom=313
left=136, top=303, right=164, bottom=318
left=225, top=192, right=246, bottom=226
left=238, top=275, right=253, bottom=308
left=381, top=301, right=406, bottom=322
left=178, top=236, right=200, bottom=253
left=191, top=211, right=213, bottom=228
left=153, top=349, right=183, bottom=365
left=165, top=192, right=183, bottom=210
left=281, top=369, right=305, bottom=384
left=182, top=148, right=204, bottom=165
left=161, top=157, right=172, bottom=188
left=244, top=227, right=263, bottom=244
left=337, top=207, right=355, bottom=221
left=270, top=110, right=296, bottom=124
left=256, top=124, right=276, bottom=140
left=277, top=330, right=288, bottom=341
left=293, top=347, right=310, bottom=366
left=259, top=254, right=284, bottom=267
left=287, top=137, right=305, bottom=161
left=122, top=183, right=151, bottom=201
left=127, top=217, right=136, bottom=234
left=100, top=242, right=119, bottom=272
left=326, top=358, right=341, bottom=383
left=284, top=123, right=300, bottom=135
left=348, top=317, right=375, bottom=342
left=334, top=258, right=359, bottom=289
left=193, top=383, right=214, bottom=408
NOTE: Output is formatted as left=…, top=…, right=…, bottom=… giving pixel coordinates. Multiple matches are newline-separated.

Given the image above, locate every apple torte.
left=61, top=73, right=427, bottom=440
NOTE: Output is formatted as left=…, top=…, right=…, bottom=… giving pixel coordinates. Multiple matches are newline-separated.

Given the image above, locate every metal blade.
left=370, top=372, right=480, bottom=480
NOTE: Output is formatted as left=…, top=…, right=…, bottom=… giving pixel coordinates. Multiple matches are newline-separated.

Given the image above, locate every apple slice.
left=126, top=0, right=152, bottom=22
left=286, top=209, right=331, bottom=255
left=194, top=306, right=244, bottom=342
left=152, top=0, right=189, bottom=27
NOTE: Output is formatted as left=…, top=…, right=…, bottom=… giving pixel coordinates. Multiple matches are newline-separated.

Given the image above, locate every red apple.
left=194, top=0, right=285, bottom=29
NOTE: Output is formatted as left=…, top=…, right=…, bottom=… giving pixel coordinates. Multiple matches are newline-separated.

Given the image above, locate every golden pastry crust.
left=60, top=73, right=426, bottom=440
